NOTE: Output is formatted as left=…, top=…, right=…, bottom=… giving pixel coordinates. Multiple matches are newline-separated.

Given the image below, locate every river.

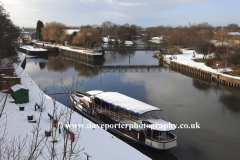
left=24, top=48, right=240, bottom=160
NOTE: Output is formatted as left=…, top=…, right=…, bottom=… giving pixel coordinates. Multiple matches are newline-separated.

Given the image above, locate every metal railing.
left=94, top=104, right=141, bottom=126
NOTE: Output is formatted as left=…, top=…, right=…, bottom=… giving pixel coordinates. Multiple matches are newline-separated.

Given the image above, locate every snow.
left=11, top=84, right=29, bottom=92
left=148, top=40, right=161, bottom=44
left=20, top=45, right=47, bottom=52
left=35, top=42, right=102, bottom=56
left=102, top=36, right=121, bottom=44
left=166, top=49, right=240, bottom=80
left=125, top=41, right=133, bottom=45
left=148, top=36, right=163, bottom=44
left=152, top=36, right=163, bottom=40
left=86, top=90, right=104, bottom=96
left=228, top=32, right=240, bottom=36
left=65, top=29, right=81, bottom=35
left=94, top=92, right=162, bottom=114
left=0, top=53, right=150, bottom=160
left=0, top=58, right=14, bottom=68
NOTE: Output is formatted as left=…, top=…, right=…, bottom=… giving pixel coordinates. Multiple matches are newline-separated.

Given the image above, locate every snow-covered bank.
left=0, top=53, right=150, bottom=160
left=166, top=49, right=240, bottom=80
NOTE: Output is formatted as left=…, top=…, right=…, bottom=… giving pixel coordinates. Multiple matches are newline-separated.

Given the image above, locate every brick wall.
left=1, top=81, right=7, bottom=90
left=0, top=68, right=14, bottom=76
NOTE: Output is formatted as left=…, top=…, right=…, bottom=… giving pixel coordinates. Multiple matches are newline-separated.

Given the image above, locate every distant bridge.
left=59, top=56, right=168, bottom=73
left=102, top=44, right=162, bottom=52
left=93, top=65, right=166, bottom=73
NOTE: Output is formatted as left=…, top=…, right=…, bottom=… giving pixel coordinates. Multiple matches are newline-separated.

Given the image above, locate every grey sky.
left=1, top=0, right=239, bottom=28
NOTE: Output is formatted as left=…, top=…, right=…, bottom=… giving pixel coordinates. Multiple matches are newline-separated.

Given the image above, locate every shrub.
left=233, top=68, right=240, bottom=75
left=168, top=48, right=182, bottom=54
left=206, top=58, right=225, bottom=68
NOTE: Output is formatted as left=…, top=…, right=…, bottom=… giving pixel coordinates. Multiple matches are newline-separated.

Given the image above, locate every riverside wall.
left=170, top=61, right=240, bottom=89
left=18, top=47, right=49, bottom=56
left=59, top=48, right=103, bottom=61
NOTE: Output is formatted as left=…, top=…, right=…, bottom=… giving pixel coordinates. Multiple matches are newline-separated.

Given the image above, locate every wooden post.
left=71, top=132, right=74, bottom=153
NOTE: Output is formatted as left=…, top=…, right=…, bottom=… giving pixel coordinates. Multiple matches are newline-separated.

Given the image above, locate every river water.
left=24, top=49, right=240, bottom=160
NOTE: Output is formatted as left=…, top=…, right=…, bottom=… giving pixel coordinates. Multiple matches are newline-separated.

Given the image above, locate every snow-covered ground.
left=0, top=53, right=150, bottom=160
left=35, top=42, right=102, bottom=55
left=166, top=49, right=240, bottom=80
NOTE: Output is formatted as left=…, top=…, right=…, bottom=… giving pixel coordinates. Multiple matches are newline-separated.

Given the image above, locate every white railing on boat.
left=94, top=104, right=143, bottom=128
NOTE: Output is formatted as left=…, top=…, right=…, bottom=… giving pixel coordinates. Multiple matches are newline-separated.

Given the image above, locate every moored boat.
left=70, top=90, right=177, bottom=150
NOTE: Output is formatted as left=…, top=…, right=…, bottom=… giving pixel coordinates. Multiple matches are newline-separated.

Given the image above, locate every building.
left=11, top=84, right=29, bottom=103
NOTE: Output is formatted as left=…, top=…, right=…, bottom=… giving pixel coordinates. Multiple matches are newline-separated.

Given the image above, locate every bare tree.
left=41, top=22, right=67, bottom=43
left=72, top=28, right=100, bottom=47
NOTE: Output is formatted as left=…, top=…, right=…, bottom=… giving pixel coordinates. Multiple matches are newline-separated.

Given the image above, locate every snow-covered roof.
left=65, top=29, right=81, bottom=35
left=228, top=32, right=240, bottom=36
left=125, top=41, right=133, bottom=45
left=21, top=31, right=29, bottom=34
left=11, top=84, right=29, bottom=92
left=87, top=90, right=104, bottom=96
left=21, top=36, right=28, bottom=39
left=152, top=36, right=163, bottom=40
left=35, top=42, right=102, bottom=55
left=93, top=92, right=162, bottom=114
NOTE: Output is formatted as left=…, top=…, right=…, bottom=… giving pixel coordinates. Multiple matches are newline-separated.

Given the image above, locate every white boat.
left=70, top=90, right=177, bottom=150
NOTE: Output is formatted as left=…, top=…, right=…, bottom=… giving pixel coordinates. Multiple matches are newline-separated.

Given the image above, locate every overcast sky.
left=1, top=0, right=239, bottom=28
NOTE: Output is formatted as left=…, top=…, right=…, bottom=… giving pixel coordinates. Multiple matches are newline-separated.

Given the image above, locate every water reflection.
left=192, top=79, right=212, bottom=91
left=39, top=62, right=46, bottom=70
left=74, top=62, right=99, bottom=78
left=104, top=50, right=159, bottom=66
left=219, top=91, right=240, bottom=113
left=192, top=78, right=240, bottom=113
left=45, top=57, right=72, bottom=72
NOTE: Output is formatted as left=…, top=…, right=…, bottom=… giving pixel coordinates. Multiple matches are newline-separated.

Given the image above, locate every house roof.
left=11, top=84, right=29, bottom=92
left=65, top=29, right=81, bottom=35
left=228, top=32, right=240, bottom=36
left=31, top=32, right=36, bottom=37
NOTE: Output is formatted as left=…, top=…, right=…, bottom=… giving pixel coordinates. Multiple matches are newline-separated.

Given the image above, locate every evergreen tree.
left=36, top=20, right=44, bottom=40
left=70, top=31, right=77, bottom=44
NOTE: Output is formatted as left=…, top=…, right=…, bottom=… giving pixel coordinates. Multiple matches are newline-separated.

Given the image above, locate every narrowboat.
left=70, top=90, right=177, bottom=150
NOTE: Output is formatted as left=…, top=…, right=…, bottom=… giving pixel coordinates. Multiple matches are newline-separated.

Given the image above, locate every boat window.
left=148, top=111, right=161, bottom=119
left=94, top=98, right=101, bottom=106
left=112, top=105, right=118, bottom=113
left=102, top=101, right=110, bottom=109
left=110, top=104, right=115, bottom=111
left=130, top=112, right=139, bottom=120
left=144, top=113, right=151, bottom=119
left=119, top=108, right=129, bottom=117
